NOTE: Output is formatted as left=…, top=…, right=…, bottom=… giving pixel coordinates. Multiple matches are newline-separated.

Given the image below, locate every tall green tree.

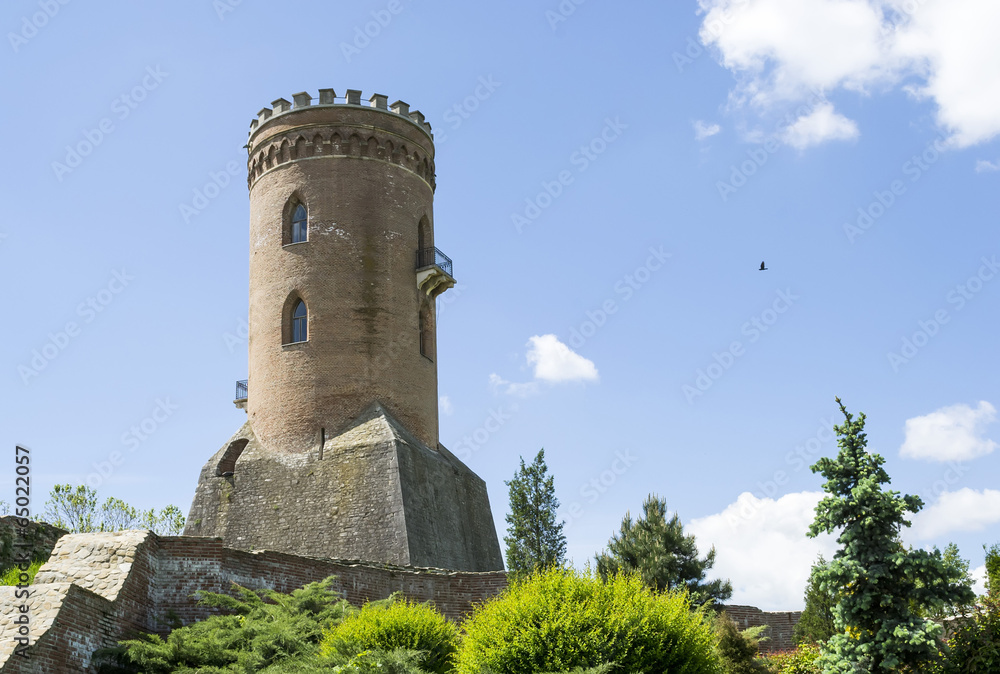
left=807, top=398, right=976, bottom=673
left=985, top=542, right=1000, bottom=598
left=795, top=555, right=836, bottom=645
left=503, top=449, right=566, bottom=578
left=44, top=484, right=185, bottom=535
left=595, top=494, right=732, bottom=605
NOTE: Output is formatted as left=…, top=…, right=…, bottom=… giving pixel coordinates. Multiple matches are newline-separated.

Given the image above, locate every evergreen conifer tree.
left=503, top=449, right=567, bottom=578
left=807, top=398, right=976, bottom=673
left=595, top=494, right=732, bottom=605
left=794, top=555, right=836, bottom=645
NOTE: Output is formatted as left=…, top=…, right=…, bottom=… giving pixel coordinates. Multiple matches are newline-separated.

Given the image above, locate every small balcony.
left=416, top=247, right=456, bottom=298
left=234, top=379, right=248, bottom=410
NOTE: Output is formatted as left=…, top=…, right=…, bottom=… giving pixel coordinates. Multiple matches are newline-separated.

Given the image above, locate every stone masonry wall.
left=0, top=532, right=507, bottom=673
left=720, top=604, right=803, bottom=653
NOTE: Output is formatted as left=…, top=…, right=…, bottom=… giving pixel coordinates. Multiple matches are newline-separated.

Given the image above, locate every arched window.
left=216, top=439, right=249, bottom=477
left=291, top=203, right=307, bottom=243
left=291, top=300, right=308, bottom=343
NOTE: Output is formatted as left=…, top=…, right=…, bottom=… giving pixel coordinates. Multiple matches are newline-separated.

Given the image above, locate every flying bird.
left=759, top=261, right=768, bottom=271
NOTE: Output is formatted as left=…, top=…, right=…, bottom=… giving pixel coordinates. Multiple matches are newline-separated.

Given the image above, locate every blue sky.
left=2, top=0, right=998, bottom=610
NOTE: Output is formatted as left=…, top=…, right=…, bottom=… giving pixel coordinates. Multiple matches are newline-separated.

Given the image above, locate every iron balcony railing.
left=235, top=380, right=248, bottom=401
left=416, top=247, right=453, bottom=277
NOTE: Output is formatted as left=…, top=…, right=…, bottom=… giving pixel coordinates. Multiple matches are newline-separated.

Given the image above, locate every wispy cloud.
left=900, top=401, right=997, bottom=461
left=694, top=120, right=722, bottom=140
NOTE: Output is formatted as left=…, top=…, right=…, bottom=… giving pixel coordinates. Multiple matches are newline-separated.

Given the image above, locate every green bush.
left=942, top=595, right=1000, bottom=674
left=321, top=597, right=458, bottom=674
left=714, top=612, right=769, bottom=674
left=453, top=566, right=722, bottom=674
left=758, top=644, right=822, bottom=674
left=1, top=559, right=43, bottom=586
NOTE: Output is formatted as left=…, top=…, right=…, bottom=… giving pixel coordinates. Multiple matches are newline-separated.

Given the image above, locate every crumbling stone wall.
left=0, top=517, right=66, bottom=571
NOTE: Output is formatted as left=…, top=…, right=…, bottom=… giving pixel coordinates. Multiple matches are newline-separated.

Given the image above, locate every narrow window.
left=291, top=203, right=307, bottom=243
left=291, top=300, right=308, bottom=343
left=419, top=305, right=433, bottom=359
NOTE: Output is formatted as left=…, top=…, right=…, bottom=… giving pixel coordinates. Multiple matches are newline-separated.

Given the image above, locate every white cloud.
left=976, top=159, right=1000, bottom=173
left=900, top=401, right=998, bottom=461
left=972, top=564, right=988, bottom=596
left=688, top=491, right=837, bottom=611
left=781, top=102, right=860, bottom=148
left=488, top=373, right=539, bottom=398
left=525, top=334, right=599, bottom=383
left=439, top=395, right=453, bottom=415
left=694, top=120, right=722, bottom=140
left=910, top=488, right=1000, bottom=539
left=699, top=0, right=1000, bottom=148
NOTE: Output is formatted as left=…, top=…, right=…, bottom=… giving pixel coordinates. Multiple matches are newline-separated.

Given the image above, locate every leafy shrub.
left=321, top=597, right=457, bottom=674
left=93, top=576, right=352, bottom=673
left=453, top=566, right=722, bottom=674
left=1, top=559, right=43, bottom=586
left=942, top=595, right=1000, bottom=674
left=758, top=644, right=822, bottom=674
left=324, top=649, right=431, bottom=674
left=714, top=612, right=769, bottom=674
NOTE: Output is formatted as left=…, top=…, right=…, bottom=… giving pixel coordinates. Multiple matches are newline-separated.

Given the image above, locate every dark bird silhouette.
left=759, top=261, right=768, bottom=271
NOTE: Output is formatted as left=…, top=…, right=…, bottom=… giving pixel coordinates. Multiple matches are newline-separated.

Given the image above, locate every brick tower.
left=184, top=89, right=503, bottom=572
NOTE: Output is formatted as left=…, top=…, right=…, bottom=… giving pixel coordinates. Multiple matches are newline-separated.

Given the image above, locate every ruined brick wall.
left=719, top=604, right=803, bottom=653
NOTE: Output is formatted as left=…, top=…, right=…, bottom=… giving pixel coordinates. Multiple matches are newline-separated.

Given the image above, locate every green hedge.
left=454, top=567, right=722, bottom=674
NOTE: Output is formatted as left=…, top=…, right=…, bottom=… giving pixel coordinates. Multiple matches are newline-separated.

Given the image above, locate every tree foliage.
left=595, top=494, right=732, bottom=606
left=984, top=543, right=1000, bottom=598
left=807, top=398, right=976, bottom=673
left=44, top=484, right=185, bottom=535
left=713, top=612, right=770, bottom=674
left=794, top=556, right=836, bottom=646
left=503, top=449, right=566, bottom=578
left=94, top=577, right=354, bottom=673
left=941, top=593, right=1000, bottom=674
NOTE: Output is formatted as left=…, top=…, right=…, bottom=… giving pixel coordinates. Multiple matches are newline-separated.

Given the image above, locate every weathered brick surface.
left=718, top=604, right=803, bottom=653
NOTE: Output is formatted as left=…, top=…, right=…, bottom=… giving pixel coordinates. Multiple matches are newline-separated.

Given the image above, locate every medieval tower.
left=184, top=89, right=504, bottom=572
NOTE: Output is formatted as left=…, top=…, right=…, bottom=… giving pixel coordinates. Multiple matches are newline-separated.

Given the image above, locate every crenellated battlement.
left=246, top=88, right=436, bottom=190
left=249, top=88, right=433, bottom=138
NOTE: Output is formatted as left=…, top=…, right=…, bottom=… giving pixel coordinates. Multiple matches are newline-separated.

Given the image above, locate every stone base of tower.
left=184, top=402, right=504, bottom=572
